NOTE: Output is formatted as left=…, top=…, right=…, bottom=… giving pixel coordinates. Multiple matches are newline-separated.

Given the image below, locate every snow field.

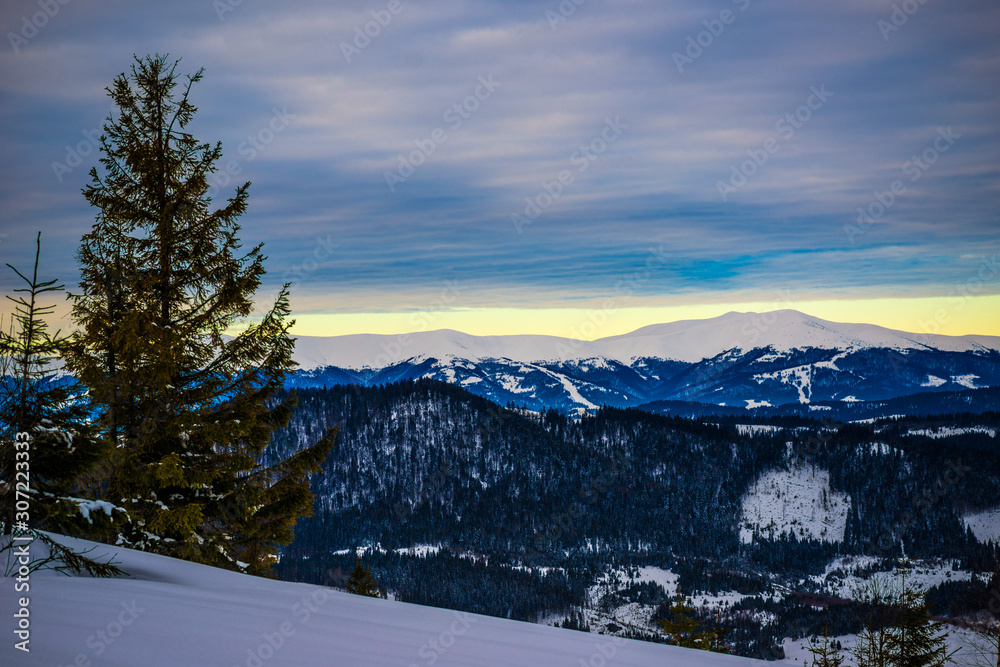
left=739, top=464, right=851, bottom=544
left=907, top=426, right=997, bottom=439
left=963, top=507, right=1000, bottom=542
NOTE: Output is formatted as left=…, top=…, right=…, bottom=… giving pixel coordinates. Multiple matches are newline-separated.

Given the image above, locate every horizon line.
left=236, top=295, right=1000, bottom=341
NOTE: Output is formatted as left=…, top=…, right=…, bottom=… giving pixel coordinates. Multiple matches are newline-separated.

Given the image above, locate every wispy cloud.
left=0, top=0, right=997, bottom=322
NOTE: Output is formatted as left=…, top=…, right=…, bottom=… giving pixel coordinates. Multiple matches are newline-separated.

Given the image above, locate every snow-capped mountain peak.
left=292, top=310, right=1000, bottom=370
left=287, top=311, right=1000, bottom=415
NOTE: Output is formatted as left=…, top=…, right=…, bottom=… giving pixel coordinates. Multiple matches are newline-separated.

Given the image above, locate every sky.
left=0, top=0, right=998, bottom=340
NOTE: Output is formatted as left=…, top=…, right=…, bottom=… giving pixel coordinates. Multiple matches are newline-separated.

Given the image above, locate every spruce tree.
left=965, top=559, right=999, bottom=667
left=886, top=560, right=952, bottom=667
left=0, top=233, right=122, bottom=540
left=656, top=594, right=730, bottom=653
left=65, top=54, right=335, bottom=574
left=346, top=558, right=384, bottom=598
left=807, top=619, right=845, bottom=667
left=850, top=575, right=896, bottom=667
left=0, top=233, right=126, bottom=578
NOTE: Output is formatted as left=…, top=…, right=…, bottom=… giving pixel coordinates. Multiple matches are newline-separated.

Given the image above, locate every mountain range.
left=288, top=310, right=1000, bottom=415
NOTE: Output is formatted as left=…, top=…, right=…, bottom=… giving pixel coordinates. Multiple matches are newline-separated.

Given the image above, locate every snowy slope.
left=963, top=507, right=1000, bottom=542
left=0, top=534, right=756, bottom=667
left=292, top=310, right=1000, bottom=369
left=739, top=463, right=851, bottom=543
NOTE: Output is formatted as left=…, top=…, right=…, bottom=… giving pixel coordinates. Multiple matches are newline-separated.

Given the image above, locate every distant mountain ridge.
left=289, top=310, right=1000, bottom=414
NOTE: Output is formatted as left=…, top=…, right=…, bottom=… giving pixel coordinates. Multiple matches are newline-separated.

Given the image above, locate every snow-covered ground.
left=735, top=424, right=784, bottom=436
left=952, top=374, right=980, bottom=389
left=963, top=507, right=1000, bottom=542
left=809, top=556, right=973, bottom=600
left=907, top=426, right=997, bottom=439
left=578, top=566, right=754, bottom=640
left=332, top=544, right=443, bottom=558
left=0, top=535, right=760, bottom=667
left=753, top=364, right=813, bottom=404
left=739, top=464, right=851, bottom=544
left=780, top=627, right=978, bottom=667
left=559, top=558, right=985, bottom=666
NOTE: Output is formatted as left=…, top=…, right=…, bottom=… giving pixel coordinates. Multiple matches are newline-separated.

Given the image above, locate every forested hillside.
left=274, top=380, right=999, bottom=567
left=271, top=379, right=786, bottom=560
left=268, top=380, right=999, bottom=658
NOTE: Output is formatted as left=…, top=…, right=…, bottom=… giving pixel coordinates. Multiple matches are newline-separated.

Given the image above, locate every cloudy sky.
left=1, top=0, right=998, bottom=338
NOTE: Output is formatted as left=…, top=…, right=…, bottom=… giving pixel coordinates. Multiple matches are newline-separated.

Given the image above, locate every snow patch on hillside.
left=813, top=557, right=973, bottom=600
left=951, top=374, right=979, bottom=389
left=754, top=364, right=812, bottom=403
left=581, top=566, right=749, bottom=638
left=908, top=426, right=996, bottom=439
left=496, top=373, right=531, bottom=394
left=739, top=464, right=851, bottom=544
left=736, top=424, right=783, bottom=435
left=543, top=366, right=598, bottom=409
left=963, top=507, right=1000, bottom=542
left=813, top=351, right=848, bottom=371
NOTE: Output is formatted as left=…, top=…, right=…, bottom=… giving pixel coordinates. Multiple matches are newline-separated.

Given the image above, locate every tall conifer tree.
left=65, top=54, right=334, bottom=574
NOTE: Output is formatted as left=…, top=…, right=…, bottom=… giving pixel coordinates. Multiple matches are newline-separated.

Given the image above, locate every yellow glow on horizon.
left=283, top=295, right=1000, bottom=340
